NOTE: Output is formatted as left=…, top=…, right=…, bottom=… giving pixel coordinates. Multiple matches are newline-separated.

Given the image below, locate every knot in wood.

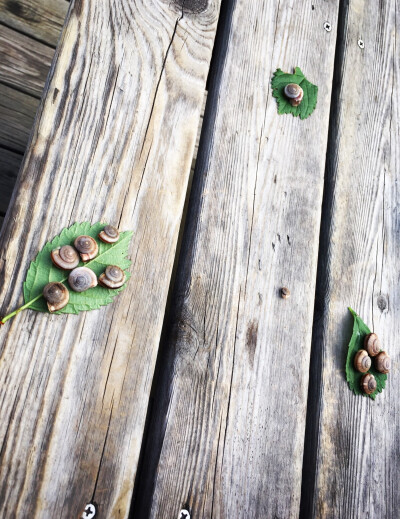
left=172, top=0, right=208, bottom=14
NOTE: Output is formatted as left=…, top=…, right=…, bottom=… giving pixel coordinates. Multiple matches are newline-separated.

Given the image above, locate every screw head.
left=82, top=503, right=97, bottom=519
left=178, top=510, right=191, bottom=519
left=323, top=21, right=332, bottom=32
left=358, top=39, right=365, bottom=49
left=280, top=287, right=290, bottom=299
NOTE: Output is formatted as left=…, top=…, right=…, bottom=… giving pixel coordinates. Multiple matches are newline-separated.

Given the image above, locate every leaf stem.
left=1, top=293, right=44, bottom=325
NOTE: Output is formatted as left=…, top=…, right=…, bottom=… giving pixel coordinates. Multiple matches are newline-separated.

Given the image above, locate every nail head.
left=358, top=39, right=365, bottom=49
left=281, top=287, right=290, bottom=299
left=82, top=503, right=97, bottom=519
left=324, top=22, right=332, bottom=32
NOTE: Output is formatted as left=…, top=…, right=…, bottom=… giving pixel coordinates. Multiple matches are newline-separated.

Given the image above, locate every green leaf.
left=23, top=222, right=133, bottom=315
left=271, top=67, right=318, bottom=120
left=346, top=307, right=387, bottom=400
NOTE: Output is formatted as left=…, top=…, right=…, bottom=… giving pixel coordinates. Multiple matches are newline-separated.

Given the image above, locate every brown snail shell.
left=374, top=351, right=390, bottom=374
left=98, top=265, right=126, bottom=289
left=98, top=225, right=120, bottom=244
left=43, top=282, right=69, bottom=312
left=364, top=333, right=381, bottom=357
left=361, top=373, right=377, bottom=395
left=74, top=235, right=98, bottom=262
left=51, top=245, right=80, bottom=270
left=354, top=349, right=371, bottom=373
left=68, top=267, right=98, bottom=292
left=284, top=83, right=304, bottom=106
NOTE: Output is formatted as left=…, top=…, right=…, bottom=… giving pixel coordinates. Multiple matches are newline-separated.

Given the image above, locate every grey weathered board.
left=132, top=0, right=340, bottom=517
left=0, top=83, right=37, bottom=153
left=303, top=1, right=400, bottom=518
left=0, top=148, right=22, bottom=214
left=0, top=24, right=54, bottom=97
left=0, top=1, right=221, bottom=517
left=0, top=0, right=68, bottom=47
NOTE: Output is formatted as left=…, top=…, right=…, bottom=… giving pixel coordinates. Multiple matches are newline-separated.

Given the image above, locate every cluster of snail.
left=354, top=333, right=390, bottom=395
left=284, top=83, right=304, bottom=106
left=43, top=225, right=126, bottom=312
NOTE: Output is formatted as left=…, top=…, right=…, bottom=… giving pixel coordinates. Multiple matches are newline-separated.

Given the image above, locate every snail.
left=280, top=287, right=290, bottom=299
left=98, top=265, right=126, bottom=289
left=74, top=235, right=98, bottom=262
left=361, top=373, right=377, bottom=395
left=364, top=333, right=381, bottom=357
left=354, top=349, right=371, bottom=373
left=284, top=83, right=304, bottom=106
left=43, top=282, right=69, bottom=312
left=98, top=225, right=120, bottom=244
left=374, top=351, right=390, bottom=374
left=51, top=245, right=80, bottom=270
left=68, top=267, right=98, bottom=292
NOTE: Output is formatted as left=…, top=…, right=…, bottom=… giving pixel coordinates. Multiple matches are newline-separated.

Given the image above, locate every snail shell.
left=68, top=267, right=98, bottom=292
left=364, top=333, right=381, bottom=357
left=98, top=225, right=120, bottom=244
left=51, top=245, right=80, bottom=270
left=354, top=349, right=371, bottom=373
left=43, top=282, right=69, bottom=312
left=374, top=351, right=390, bottom=374
left=74, top=235, right=98, bottom=262
left=284, top=83, right=304, bottom=106
left=98, top=265, right=126, bottom=289
left=361, top=373, right=377, bottom=395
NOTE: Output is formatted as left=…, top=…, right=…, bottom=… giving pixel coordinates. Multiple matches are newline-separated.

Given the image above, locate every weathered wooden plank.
left=0, top=0, right=68, bottom=47
left=0, top=24, right=54, bottom=97
left=302, top=1, right=400, bottom=518
left=0, top=83, right=37, bottom=152
left=0, top=147, right=22, bottom=214
left=132, top=1, right=340, bottom=517
left=0, top=1, right=221, bottom=517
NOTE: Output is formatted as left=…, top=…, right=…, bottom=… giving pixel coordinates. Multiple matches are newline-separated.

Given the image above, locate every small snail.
left=98, top=225, right=120, bottom=244
left=98, top=265, right=126, bottom=289
left=280, top=287, right=290, bottom=299
left=43, top=282, right=69, bottom=312
left=354, top=349, right=371, bottom=373
left=361, top=373, right=377, bottom=395
left=374, top=351, right=390, bottom=374
left=51, top=245, right=80, bottom=270
left=74, top=235, right=98, bottom=262
left=284, top=83, right=304, bottom=106
left=364, top=333, right=381, bottom=357
left=68, top=267, right=98, bottom=292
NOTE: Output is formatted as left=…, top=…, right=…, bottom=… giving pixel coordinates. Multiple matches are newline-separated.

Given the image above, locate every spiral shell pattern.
left=354, top=349, right=371, bottom=373
left=51, top=245, right=79, bottom=270
left=98, top=225, right=120, bottom=244
left=43, top=282, right=70, bottom=312
left=98, top=265, right=126, bottom=289
left=374, top=352, right=390, bottom=374
left=284, top=83, right=304, bottom=107
left=74, top=235, right=98, bottom=261
left=364, top=333, right=381, bottom=357
left=361, top=373, right=377, bottom=395
left=68, top=267, right=98, bottom=292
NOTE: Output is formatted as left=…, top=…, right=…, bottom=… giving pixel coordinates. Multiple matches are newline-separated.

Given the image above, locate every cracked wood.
left=132, top=0, right=340, bottom=517
left=303, top=1, right=400, bottom=517
left=0, top=0, right=221, bottom=516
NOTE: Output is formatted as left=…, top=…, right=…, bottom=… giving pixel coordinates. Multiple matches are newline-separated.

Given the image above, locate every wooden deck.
left=0, top=0, right=399, bottom=517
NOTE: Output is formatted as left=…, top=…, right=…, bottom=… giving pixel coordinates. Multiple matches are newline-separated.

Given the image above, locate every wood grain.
left=0, top=147, right=22, bottom=214
left=0, top=0, right=68, bottom=47
left=0, top=83, right=37, bottom=152
left=132, top=1, right=340, bottom=517
left=0, top=0, right=220, bottom=516
left=0, top=24, right=54, bottom=97
left=303, top=1, right=400, bottom=517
